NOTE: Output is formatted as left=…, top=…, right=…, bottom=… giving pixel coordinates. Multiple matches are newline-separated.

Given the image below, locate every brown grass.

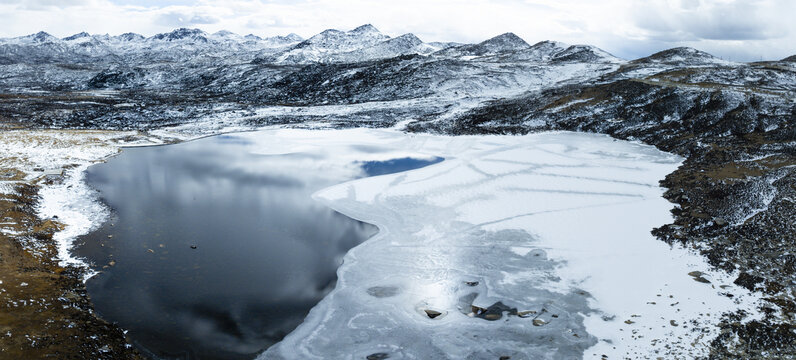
left=0, top=184, right=141, bottom=359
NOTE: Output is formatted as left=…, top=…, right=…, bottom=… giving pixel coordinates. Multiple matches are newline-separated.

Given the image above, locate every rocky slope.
left=1, top=25, right=795, bottom=358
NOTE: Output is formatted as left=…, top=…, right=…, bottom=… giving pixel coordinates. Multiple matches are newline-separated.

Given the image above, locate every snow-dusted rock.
left=434, top=32, right=531, bottom=58
left=631, top=47, right=729, bottom=66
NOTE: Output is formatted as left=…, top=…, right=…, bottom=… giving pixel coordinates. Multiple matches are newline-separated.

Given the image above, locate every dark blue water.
left=77, top=132, right=443, bottom=360
left=359, top=157, right=443, bottom=177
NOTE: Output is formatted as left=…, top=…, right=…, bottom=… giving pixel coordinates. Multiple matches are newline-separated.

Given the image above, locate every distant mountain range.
left=5, top=25, right=794, bottom=67
left=0, top=25, right=620, bottom=65
left=0, top=24, right=793, bottom=132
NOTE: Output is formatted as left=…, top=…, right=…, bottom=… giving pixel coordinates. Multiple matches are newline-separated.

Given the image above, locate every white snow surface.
left=248, top=128, right=762, bottom=359
left=37, top=165, right=108, bottom=273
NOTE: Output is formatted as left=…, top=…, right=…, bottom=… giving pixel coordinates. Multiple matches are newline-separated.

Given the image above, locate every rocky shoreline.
left=0, top=183, right=141, bottom=359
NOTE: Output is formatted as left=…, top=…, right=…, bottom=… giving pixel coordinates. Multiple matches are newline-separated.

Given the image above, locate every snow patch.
left=37, top=165, right=109, bottom=275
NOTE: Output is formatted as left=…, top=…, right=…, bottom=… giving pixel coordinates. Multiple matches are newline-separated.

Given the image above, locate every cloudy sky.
left=1, top=0, right=794, bottom=61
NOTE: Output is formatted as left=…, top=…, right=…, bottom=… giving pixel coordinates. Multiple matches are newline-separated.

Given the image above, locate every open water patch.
left=358, top=157, right=444, bottom=177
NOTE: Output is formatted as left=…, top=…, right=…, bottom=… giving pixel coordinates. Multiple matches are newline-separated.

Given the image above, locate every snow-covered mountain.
left=631, top=47, right=728, bottom=66
left=502, top=40, right=569, bottom=62
left=0, top=26, right=622, bottom=68
left=254, top=24, right=395, bottom=64
left=114, top=32, right=146, bottom=42
left=0, top=31, right=98, bottom=64
left=433, top=32, right=531, bottom=58
left=0, top=26, right=631, bottom=100
left=1, top=24, right=792, bottom=131
left=0, top=28, right=303, bottom=64
left=434, top=36, right=621, bottom=65
left=324, top=33, right=439, bottom=63
left=550, top=44, right=621, bottom=63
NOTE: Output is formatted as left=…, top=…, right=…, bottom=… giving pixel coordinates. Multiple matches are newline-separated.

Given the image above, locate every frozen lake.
left=77, top=131, right=439, bottom=359
left=75, top=128, right=753, bottom=359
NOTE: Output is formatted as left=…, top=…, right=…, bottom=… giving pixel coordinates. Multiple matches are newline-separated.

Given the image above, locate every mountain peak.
left=351, top=24, right=380, bottom=34
left=28, top=31, right=57, bottom=43
left=260, top=33, right=305, bottom=47
left=305, top=25, right=386, bottom=46
left=437, top=32, right=530, bottom=57
left=284, top=33, right=304, bottom=42
left=264, top=25, right=390, bottom=64
left=652, top=47, right=714, bottom=58
left=116, top=32, right=144, bottom=41
left=210, top=30, right=246, bottom=42
left=551, top=44, right=621, bottom=63
left=473, top=32, right=530, bottom=53
left=633, top=46, right=720, bottom=65
left=393, top=33, right=422, bottom=44
left=213, top=30, right=235, bottom=37
left=371, top=33, right=423, bottom=50
left=498, top=40, right=569, bottom=62
left=481, top=32, right=529, bottom=48
left=63, top=32, right=90, bottom=41
left=530, top=40, right=568, bottom=49
left=782, top=55, right=796, bottom=62
left=318, top=29, right=344, bottom=36
left=152, top=28, right=208, bottom=42
left=320, top=31, right=426, bottom=63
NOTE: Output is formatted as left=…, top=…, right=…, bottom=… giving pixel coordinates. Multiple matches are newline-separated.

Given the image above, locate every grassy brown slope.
left=0, top=184, right=141, bottom=359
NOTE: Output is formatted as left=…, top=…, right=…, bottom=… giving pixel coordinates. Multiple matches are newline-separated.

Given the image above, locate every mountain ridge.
left=4, top=27, right=787, bottom=66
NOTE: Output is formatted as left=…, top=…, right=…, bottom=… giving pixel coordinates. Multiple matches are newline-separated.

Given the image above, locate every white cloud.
left=632, top=0, right=786, bottom=41
left=624, top=0, right=796, bottom=60
left=0, top=0, right=793, bottom=61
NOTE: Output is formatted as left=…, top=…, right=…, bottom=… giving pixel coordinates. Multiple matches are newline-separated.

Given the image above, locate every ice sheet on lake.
left=256, top=129, right=762, bottom=359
